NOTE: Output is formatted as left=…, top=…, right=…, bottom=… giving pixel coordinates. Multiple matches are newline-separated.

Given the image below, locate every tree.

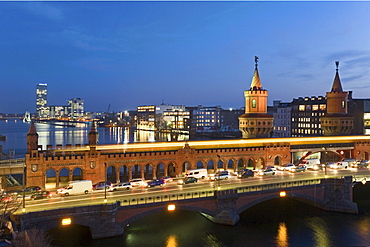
left=11, top=228, right=53, bottom=247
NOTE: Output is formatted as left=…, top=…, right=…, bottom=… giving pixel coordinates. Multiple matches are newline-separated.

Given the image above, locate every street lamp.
left=104, top=163, right=107, bottom=203
left=22, top=163, right=26, bottom=211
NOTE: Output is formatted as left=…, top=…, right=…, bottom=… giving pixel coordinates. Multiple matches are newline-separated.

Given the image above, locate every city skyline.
left=1, top=1, right=370, bottom=113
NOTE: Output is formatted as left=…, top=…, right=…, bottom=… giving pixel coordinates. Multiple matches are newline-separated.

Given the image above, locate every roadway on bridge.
left=19, top=167, right=370, bottom=213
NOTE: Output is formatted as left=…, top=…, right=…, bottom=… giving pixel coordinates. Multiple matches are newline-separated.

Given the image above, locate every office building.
left=36, top=83, right=48, bottom=118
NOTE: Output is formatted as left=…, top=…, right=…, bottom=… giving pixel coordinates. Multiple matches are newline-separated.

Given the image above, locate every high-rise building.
left=68, top=98, right=84, bottom=119
left=272, top=101, right=292, bottom=137
left=36, top=83, right=48, bottom=118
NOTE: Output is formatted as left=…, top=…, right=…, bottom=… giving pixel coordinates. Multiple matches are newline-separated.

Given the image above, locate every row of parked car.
left=1, top=186, right=52, bottom=202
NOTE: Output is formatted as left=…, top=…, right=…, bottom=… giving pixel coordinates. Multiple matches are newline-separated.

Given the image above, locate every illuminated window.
left=299, top=105, right=305, bottom=111
left=342, top=100, right=345, bottom=108
left=252, top=99, right=257, bottom=108
left=313, top=105, right=318, bottom=111
left=320, top=104, right=326, bottom=110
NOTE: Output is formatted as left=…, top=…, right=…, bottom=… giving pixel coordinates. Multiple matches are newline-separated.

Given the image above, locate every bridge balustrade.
left=118, top=178, right=323, bottom=207
left=0, top=158, right=25, bottom=166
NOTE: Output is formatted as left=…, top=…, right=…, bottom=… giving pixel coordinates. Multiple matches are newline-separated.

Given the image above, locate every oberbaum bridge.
left=8, top=59, right=370, bottom=239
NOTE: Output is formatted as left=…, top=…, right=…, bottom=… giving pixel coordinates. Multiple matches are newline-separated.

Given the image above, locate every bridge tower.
left=26, top=122, right=38, bottom=153
left=320, top=61, right=354, bottom=136
left=88, top=121, right=99, bottom=145
left=238, top=57, right=273, bottom=138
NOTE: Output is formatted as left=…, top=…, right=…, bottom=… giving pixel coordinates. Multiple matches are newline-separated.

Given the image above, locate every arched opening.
left=72, top=168, right=83, bottom=181
left=227, top=159, right=234, bottom=170
left=58, top=168, right=69, bottom=187
left=107, top=166, right=116, bottom=183
left=45, top=169, right=56, bottom=190
left=206, top=160, right=214, bottom=172
left=274, top=156, right=281, bottom=166
left=196, top=161, right=203, bottom=169
left=156, top=163, right=165, bottom=178
left=182, top=162, right=190, bottom=174
left=248, top=158, right=255, bottom=169
left=217, top=159, right=224, bottom=170
left=132, top=165, right=141, bottom=178
left=237, top=158, right=245, bottom=171
left=167, top=163, right=176, bottom=177
left=120, top=165, right=129, bottom=182
left=144, top=164, right=153, bottom=180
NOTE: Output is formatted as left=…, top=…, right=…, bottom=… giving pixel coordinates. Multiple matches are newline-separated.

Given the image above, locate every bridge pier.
left=202, top=189, right=240, bottom=226
left=321, top=176, right=358, bottom=214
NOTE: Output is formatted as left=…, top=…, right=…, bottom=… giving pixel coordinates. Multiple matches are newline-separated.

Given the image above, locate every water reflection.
left=306, top=217, right=331, bottom=247
left=166, top=235, right=178, bottom=247
left=276, top=222, right=289, bottom=247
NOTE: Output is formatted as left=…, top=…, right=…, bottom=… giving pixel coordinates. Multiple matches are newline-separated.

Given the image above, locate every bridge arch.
left=58, top=168, right=69, bottom=187
left=196, top=161, right=204, bottom=169
left=206, top=160, right=214, bottom=172
left=155, top=163, right=165, bottom=178
left=167, top=162, right=176, bottom=177
left=72, top=167, right=83, bottom=181
left=237, top=193, right=325, bottom=214
left=45, top=168, right=57, bottom=189
left=118, top=205, right=216, bottom=227
left=131, top=164, right=141, bottom=178
left=182, top=162, right=191, bottom=174
left=144, top=163, right=153, bottom=180
left=119, top=165, right=129, bottom=182
left=107, top=166, right=117, bottom=183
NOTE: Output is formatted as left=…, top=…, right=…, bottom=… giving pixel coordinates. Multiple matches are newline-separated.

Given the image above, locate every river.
left=2, top=120, right=370, bottom=247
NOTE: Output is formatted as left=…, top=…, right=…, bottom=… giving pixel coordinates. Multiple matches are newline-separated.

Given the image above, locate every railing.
left=118, top=178, right=322, bottom=207
left=0, top=158, right=25, bottom=166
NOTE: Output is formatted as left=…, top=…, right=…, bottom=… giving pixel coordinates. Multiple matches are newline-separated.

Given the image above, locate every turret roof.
left=331, top=61, right=343, bottom=92
left=250, top=56, right=262, bottom=90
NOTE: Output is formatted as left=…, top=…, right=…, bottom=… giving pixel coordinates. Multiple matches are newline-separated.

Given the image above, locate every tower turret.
left=320, top=61, right=354, bottom=136
left=26, top=121, right=39, bottom=153
left=238, top=57, right=274, bottom=138
left=88, top=121, right=99, bottom=145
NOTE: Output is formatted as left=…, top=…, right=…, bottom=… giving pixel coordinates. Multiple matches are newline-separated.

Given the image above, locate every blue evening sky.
left=1, top=1, right=370, bottom=113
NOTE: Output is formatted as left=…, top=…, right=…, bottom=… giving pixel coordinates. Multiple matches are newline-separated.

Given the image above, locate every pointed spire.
left=28, top=121, right=37, bottom=135
left=250, top=56, right=262, bottom=90
left=331, top=61, right=343, bottom=92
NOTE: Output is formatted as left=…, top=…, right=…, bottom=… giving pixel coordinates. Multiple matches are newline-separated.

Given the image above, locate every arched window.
left=252, top=99, right=257, bottom=108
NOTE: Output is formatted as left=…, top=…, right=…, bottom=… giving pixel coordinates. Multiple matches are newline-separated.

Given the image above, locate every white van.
left=57, top=180, right=93, bottom=196
left=300, top=158, right=320, bottom=170
left=185, top=168, right=208, bottom=179
left=328, top=161, right=349, bottom=169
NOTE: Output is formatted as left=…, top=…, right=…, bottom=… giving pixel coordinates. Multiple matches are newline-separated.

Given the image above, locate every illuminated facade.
left=68, top=98, right=84, bottom=119
left=36, top=83, right=48, bottom=118
left=239, top=57, right=274, bottom=138
left=291, top=96, right=326, bottom=137
left=193, top=106, right=221, bottom=132
left=320, top=62, right=354, bottom=136
left=272, top=101, right=292, bottom=137
left=348, top=98, right=370, bottom=135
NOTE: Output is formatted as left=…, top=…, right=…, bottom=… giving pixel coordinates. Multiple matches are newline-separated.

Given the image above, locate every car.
left=113, top=182, right=132, bottom=190
left=265, top=166, right=277, bottom=172
left=352, top=160, right=369, bottom=168
left=30, top=191, right=52, bottom=200
left=8, top=186, right=43, bottom=199
left=277, top=164, right=295, bottom=171
left=178, top=177, right=198, bottom=185
left=161, top=176, right=173, bottom=183
left=209, top=170, right=230, bottom=180
left=146, top=179, right=166, bottom=187
left=257, top=168, right=275, bottom=176
left=290, top=165, right=306, bottom=173
left=129, top=178, right=146, bottom=187
left=238, top=169, right=255, bottom=178
left=93, top=181, right=115, bottom=191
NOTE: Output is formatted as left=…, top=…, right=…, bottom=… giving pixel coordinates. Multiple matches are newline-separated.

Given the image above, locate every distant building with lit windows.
left=193, top=105, right=221, bottom=132
left=348, top=96, right=370, bottom=135
left=272, top=101, right=291, bottom=137
left=291, top=96, right=326, bottom=137
left=48, top=105, right=68, bottom=119
left=36, top=83, right=48, bottom=118
left=68, top=98, right=84, bottom=119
